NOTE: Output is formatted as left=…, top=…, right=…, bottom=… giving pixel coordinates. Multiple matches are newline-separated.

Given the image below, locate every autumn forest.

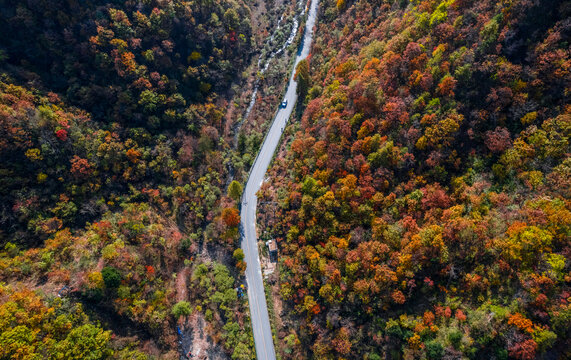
left=0, top=0, right=569, bottom=359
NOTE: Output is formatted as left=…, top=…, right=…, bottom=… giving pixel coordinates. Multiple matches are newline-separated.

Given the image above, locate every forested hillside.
left=0, top=0, right=260, bottom=358
left=0, top=0, right=252, bottom=126
left=1, top=0, right=570, bottom=358
left=261, top=0, right=571, bottom=358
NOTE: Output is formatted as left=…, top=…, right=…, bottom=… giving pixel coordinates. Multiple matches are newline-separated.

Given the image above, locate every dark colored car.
left=280, top=100, right=288, bottom=108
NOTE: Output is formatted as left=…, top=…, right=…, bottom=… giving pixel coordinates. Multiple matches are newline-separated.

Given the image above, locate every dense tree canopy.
left=260, top=0, right=571, bottom=358
left=0, top=0, right=569, bottom=358
left=0, top=0, right=253, bottom=128
left=0, top=285, right=129, bottom=360
left=0, top=0, right=257, bottom=358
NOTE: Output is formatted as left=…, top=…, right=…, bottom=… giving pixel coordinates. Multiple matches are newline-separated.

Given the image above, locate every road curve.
left=240, top=0, right=319, bottom=359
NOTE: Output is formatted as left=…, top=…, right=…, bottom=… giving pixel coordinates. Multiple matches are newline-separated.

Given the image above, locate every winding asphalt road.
left=240, top=0, right=319, bottom=358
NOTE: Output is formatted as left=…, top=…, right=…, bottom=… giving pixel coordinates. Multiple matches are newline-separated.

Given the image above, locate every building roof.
left=268, top=240, right=277, bottom=252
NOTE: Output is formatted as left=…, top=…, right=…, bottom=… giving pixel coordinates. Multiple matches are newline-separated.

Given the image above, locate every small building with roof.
left=266, top=239, right=278, bottom=262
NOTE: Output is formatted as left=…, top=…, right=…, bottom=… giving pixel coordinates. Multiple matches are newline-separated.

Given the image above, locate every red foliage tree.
left=70, top=156, right=92, bottom=178
left=509, top=339, right=537, bottom=360
left=55, top=129, right=68, bottom=141
left=221, top=208, right=240, bottom=228
left=485, top=126, right=512, bottom=153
